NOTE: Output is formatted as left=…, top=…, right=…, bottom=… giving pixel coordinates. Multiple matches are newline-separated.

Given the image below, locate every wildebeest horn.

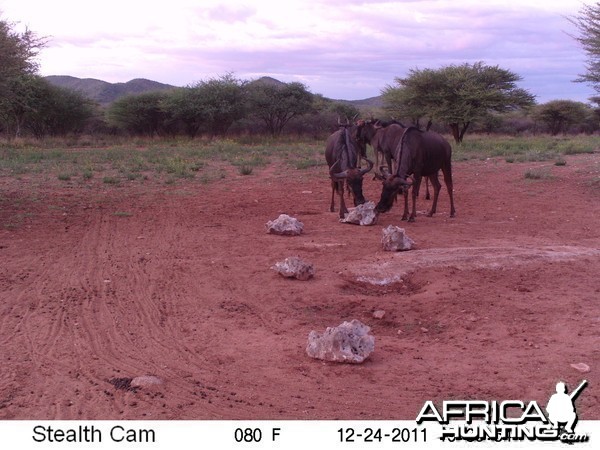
left=337, top=117, right=350, bottom=127
left=380, top=166, right=391, bottom=177
left=359, top=158, right=373, bottom=176
left=331, top=171, right=349, bottom=179
left=329, top=159, right=347, bottom=179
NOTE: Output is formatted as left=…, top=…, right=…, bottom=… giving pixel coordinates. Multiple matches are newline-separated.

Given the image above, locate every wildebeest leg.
left=425, top=178, right=431, bottom=200
left=386, top=153, right=394, bottom=176
left=426, top=174, right=442, bottom=217
left=338, top=180, right=348, bottom=218
left=401, top=188, right=410, bottom=221
left=409, top=177, right=422, bottom=222
left=330, top=180, right=337, bottom=212
left=442, top=166, right=456, bottom=217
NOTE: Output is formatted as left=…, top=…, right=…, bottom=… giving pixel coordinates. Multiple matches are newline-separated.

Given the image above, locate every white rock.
left=266, top=214, right=304, bottom=236
left=131, top=375, right=164, bottom=388
left=272, top=256, right=315, bottom=280
left=372, top=310, right=386, bottom=319
left=381, top=225, right=415, bottom=251
left=340, top=201, right=378, bottom=226
left=570, top=362, right=590, bottom=373
left=306, top=319, right=375, bottom=364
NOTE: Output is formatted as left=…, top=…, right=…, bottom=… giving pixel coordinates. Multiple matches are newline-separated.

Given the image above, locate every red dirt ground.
left=1, top=152, right=599, bottom=421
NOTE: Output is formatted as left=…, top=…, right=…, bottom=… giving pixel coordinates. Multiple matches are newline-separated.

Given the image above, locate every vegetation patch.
left=0, top=136, right=597, bottom=187
left=238, top=165, right=253, bottom=175
left=524, top=167, right=554, bottom=180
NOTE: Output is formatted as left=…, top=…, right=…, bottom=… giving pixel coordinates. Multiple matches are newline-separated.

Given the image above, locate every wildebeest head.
left=355, top=119, right=380, bottom=147
left=375, top=175, right=411, bottom=213
left=330, top=158, right=374, bottom=206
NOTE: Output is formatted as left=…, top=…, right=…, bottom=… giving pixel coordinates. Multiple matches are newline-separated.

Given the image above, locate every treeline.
left=0, top=71, right=364, bottom=139
left=102, top=74, right=360, bottom=138
left=2, top=73, right=598, bottom=140
left=2, top=17, right=599, bottom=141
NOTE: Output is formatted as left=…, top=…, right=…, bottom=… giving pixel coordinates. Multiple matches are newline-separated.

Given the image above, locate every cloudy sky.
left=0, top=0, right=593, bottom=102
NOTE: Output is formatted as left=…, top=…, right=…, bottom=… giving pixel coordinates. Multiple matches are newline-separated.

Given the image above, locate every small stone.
left=570, top=362, right=590, bottom=373
left=272, top=256, right=315, bottom=280
left=130, top=375, right=164, bottom=388
left=381, top=225, right=415, bottom=251
left=372, top=310, right=386, bottom=319
left=420, top=327, right=429, bottom=333
left=266, top=214, right=304, bottom=236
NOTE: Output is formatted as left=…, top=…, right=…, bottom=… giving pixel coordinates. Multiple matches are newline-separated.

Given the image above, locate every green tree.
left=107, top=91, right=170, bottom=136
left=328, top=101, right=360, bottom=122
left=162, top=74, right=247, bottom=137
left=532, top=100, right=591, bottom=135
left=570, top=3, right=600, bottom=93
left=383, top=62, right=535, bottom=143
left=247, top=81, right=314, bottom=135
left=0, top=17, right=45, bottom=137
left=25, top=79, right=95, bottom=137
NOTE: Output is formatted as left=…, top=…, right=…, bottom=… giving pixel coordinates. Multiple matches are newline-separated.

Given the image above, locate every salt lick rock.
left=130, top=375, right=164, bottom=388
left=265, top=214, right=304, bottom=236
left=340, top=201, right=378, bottom=226
left=306, top=319, right=375, bottom=363
left=381, top=225, right=415, bottom=251
left=570, top=362, right=590, bottom=373
left=272, top=256, right=315, bottom=280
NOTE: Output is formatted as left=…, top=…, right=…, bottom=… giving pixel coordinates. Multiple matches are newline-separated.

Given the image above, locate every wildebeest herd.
left=326, top=118, right=456, bottom=222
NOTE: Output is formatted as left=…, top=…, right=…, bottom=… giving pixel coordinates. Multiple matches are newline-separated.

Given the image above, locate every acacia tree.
left=383, top=62, right=535, bottom=143
left=533, top=100, right=592, bottom=135
left=0, top=17, right=45, bottom=137
left=570, top=3, right=600, bottom=93
left=107, top=91, right=171, bottom=136
left=25, top=79, right=95, bottom=137
left=247, top=81, right=314, bottom=135
left=162, top=74, right=247, bottom=137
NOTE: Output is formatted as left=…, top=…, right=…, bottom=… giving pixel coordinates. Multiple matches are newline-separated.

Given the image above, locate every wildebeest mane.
left=392, top=126, right=420, bottom=177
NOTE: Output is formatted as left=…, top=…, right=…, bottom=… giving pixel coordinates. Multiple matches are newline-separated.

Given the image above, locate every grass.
left=238, top=165, right=253, bottom=175
left=524, top=167, right=555, bottom=180
left=455, top=134, right=598, bottom=162
left=0, top=136, right=324, bottom=185
left=0, top=134, right=597, bottom=186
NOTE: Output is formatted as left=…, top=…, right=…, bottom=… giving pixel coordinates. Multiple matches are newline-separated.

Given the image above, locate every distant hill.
left=44, top=76, right=177, bottom=106
left=44, top=75, right=383, bottom=108
left=333, top=96, right=384, bottom=109
left=248, top=76, right=287, bottom=88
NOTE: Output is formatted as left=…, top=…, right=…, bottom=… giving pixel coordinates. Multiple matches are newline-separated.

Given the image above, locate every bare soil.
left=1, top=153, right=599, bottom=420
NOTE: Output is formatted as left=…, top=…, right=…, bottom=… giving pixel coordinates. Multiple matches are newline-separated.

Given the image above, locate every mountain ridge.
left=43, top=75, right=383, bottom=108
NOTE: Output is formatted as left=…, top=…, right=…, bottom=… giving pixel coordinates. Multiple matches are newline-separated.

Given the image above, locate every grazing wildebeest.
left=356, top=119, right=431, bottom=198
left=356, top=119, right=404, bottom=179
left=375, top=126, right=456, bottom=222
left=325, top=123, right=374, bottom=218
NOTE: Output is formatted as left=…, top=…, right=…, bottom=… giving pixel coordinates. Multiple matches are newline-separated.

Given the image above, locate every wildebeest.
left=356, top=119, right=404, bottom=179
left=325, top=122, right=374, bottom=218
left=357, top=118, right=431, bottom=199
left=375, top=126, right=456, bottom=222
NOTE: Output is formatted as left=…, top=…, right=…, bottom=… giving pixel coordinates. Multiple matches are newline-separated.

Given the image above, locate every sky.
left=0, top=0, right=594, bottom=103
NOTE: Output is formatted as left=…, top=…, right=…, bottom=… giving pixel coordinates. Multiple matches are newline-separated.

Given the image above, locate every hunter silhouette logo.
left=416, top=380, right=590, bottom=443
left=546, top=380, right=587, bottom=435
